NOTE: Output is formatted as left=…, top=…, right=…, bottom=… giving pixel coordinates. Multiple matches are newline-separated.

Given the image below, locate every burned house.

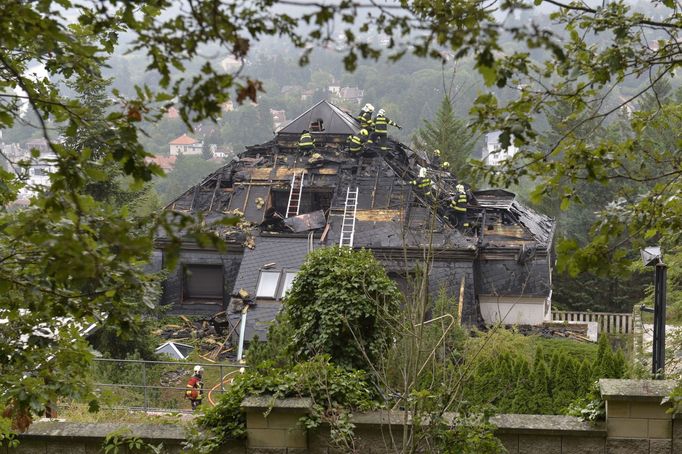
left=155, top=100, right=555, bottom=347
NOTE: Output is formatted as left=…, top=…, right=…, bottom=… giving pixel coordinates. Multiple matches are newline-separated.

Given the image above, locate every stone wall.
left=4, top=422, right=245, bottom=454
left=7, top=379, right=681, bottom=453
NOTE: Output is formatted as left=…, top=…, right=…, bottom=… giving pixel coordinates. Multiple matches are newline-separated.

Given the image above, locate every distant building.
left=169, top=134, right=203, bottom=156
left=146, top=155, right=177, bottom=172
left=17, top=138, right=57, bottom=198
left=338, top=86, right=364, bottom=104
left=165, top=106, right=179, bottom=119
left=328, top=85, right=340, bottom=95
left=212, top=146, right=234, bottom=160
left=481, top=131, right=519, bottom=166
left=24, top=138, right=50, bottom=155
left=270, top=109, right=287, bottom=129
left=281, top=85, right=303, bottom=95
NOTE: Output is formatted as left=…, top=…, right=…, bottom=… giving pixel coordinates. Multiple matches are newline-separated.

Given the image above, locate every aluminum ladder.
left=286, top=172, right=304, bottom=217
left=339, top=186, right=359, bottom=247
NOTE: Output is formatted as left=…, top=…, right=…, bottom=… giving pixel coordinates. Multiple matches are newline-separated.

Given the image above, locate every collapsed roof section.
left=163, top=100, right=554, bottom=255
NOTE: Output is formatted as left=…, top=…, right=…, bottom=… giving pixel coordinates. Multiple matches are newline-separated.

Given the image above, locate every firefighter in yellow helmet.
left=410, top=167, right=433, bottom=197
left=346, top=128, right=370, bottom=154
left=298, top=129, right=315, bottom=154
left=357, top=103, right=374, bottom=130
left=448, top=183, right=470, bottom=229
left=373, top=108, right=401, bottom=151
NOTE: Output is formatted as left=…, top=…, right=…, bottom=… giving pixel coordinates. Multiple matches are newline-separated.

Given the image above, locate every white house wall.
left=479, top=295, right=551, bottom=326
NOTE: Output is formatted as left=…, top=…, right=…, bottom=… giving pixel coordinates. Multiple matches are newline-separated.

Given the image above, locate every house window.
left=183, top=264, right=223, bottom=301
left=256, top=270, right=298, bottom=300
left=256, top=271, right=280, bottom=298
left=281, top=272, right=298, bottom=297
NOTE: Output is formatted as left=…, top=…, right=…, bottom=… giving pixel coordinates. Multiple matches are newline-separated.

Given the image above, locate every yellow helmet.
left=434, top=149, right=441, bottom=156
left=359, top=129, right=369, bottom=136
left=442, top=161, right=450, bottom=168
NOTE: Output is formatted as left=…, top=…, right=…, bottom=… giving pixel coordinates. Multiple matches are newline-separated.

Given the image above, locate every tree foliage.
left=413, top=95, right=476, bottom=181
left=284, top=247, right=401, bottom=370
left=3, top=0, right=682, bottom=436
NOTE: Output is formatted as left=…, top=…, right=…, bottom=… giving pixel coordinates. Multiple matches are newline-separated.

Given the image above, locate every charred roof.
left=163, top=100, right=555, bottom=255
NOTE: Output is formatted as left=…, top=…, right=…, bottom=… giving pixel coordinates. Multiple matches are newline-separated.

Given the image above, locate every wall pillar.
left=242, top=396, right=311, bottom=453
left=600, top=379, right=676, bottom=454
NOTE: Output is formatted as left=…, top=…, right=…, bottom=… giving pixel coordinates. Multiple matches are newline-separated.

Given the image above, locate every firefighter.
left=185, top=365, right=204, bottom=410
left=346, top=128, right=370, bottom=154
left=449, top=183, right=470, bottom=229
left=372, top=109, right=401, bottom=150
left=410, top=167, right=433, bottom=197
left=297, top=129, right=315, bottom=154
left=357, top=103, right=374, bottom=130
left=431, top=149, right=442, bottom=168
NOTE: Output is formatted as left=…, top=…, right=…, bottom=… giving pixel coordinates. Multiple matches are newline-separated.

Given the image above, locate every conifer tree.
left=510, top=358, right=533, bottom=413
left=530, top=360, right=553, bottom=414
left=577, top=359, right=594, bottom=396
left=412, top=95, right=476, bottom=180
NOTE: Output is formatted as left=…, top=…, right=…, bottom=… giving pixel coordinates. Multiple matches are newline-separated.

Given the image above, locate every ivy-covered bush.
left=184, top=355, right=378, bottom=453
left=284, top=247, right=401, bottom=370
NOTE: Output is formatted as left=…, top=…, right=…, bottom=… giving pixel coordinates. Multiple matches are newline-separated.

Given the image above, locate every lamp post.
left=640, top=246, right=667, bottom=378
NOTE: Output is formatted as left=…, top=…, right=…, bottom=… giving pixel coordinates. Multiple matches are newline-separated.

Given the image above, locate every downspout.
left=236, top=306, right=249, bottom=361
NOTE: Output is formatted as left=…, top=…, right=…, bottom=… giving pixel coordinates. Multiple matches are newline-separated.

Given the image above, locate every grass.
left=57, top=404, right=191, bottom=425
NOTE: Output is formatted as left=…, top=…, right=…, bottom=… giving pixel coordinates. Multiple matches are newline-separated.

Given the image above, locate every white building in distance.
left=169, top=134, right=203, bottom=156
left=481, top=131, right=519, bottom=166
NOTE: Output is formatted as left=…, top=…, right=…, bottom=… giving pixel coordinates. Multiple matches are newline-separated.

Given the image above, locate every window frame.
left=255, top=268, right=299, bottom=301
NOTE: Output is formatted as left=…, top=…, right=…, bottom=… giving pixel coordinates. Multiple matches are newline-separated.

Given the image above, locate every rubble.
left=154, top=313, right=239, bottom=362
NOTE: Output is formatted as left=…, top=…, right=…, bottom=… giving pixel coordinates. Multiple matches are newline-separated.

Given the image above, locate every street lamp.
left=640, top=246, right=667, bottom=378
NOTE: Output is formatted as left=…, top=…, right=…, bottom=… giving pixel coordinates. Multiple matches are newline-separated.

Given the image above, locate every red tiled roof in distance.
left=169, top=133, right=199, bottom=145
left=145, top=155, right=177, bottom=172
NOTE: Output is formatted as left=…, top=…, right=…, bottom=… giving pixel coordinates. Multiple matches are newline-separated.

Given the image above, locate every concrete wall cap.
left=241, top=396, right=313, bottom=412
left=599, top=379, right=677, bottom=401
left=491, top=414, right=606, bottom=436
left=18, top=421, right=187, bottom=441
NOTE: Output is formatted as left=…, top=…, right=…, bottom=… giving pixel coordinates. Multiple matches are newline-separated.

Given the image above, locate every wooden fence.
left=552, top=311, right=634, bottom=335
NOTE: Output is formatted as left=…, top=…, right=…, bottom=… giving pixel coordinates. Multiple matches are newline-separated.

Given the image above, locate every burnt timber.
left=153, top=100, right=556, bottom=344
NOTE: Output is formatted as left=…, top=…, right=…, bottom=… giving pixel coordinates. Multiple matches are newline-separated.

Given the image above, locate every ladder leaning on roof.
left=286, top=172, right=304, bottom=218
left=339, top=186, right=359, bottom=247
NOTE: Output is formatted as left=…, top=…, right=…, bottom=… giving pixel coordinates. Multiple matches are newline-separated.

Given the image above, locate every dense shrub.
left=462, top=334, right=626, bottom=415
left=284, top=247, right=401, bottom=370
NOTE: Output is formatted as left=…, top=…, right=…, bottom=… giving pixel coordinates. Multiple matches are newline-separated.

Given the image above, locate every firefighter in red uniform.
left=185, top=365, right=204, bottom=410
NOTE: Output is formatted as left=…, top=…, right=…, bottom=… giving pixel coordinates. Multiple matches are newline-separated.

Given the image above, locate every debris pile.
left=155, top=314, right=238, bottom=362
left=513, top=323, right=594, bottom=342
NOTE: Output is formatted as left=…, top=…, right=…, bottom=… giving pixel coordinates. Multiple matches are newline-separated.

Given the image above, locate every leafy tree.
left=413, top=95, right=476, bottom=180
left=154, top=155, right=223, bottom=204
left=284, top=247, right=401, bottom=370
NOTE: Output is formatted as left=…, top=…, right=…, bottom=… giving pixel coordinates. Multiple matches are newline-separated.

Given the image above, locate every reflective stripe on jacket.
left=450, top=192, right=468, bottom=212
left=358, top=111, right=373, bottom=129
left=374, top=115, right=396, bottom=133
left=347, top=134, right=364, bottom=152
left=298, top=133, right=314, bottom=147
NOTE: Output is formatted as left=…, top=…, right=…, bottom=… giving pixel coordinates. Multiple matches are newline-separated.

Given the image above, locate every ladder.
left=339, top=186, right=359, bottom=247
left=286, top=172, right=304, bottom=218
